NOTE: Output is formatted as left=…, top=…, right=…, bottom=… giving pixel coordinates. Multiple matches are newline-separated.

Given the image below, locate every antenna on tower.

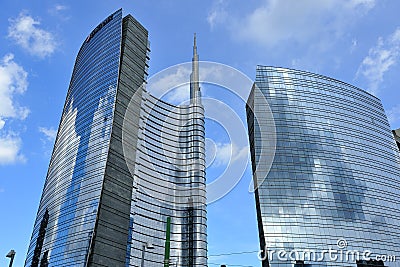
left=190, top=33, right=200, bottom=103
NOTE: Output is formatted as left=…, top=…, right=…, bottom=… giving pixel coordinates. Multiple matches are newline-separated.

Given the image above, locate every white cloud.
left=52, top=4, right=68, bottom=12
left=0, top=54, right=29, bottom=165
left=166, top=84, right=190, bottom=104
left=386, top=105, right=400, bottom=126
left=213, top=142, right=249, bottom=167
left=39, top=127, right=57, bottom=141
left=147, top=65, right=191, bottom=104
left=347, top=0, right=375, bottom=9
left=213, top=142, right=231, bottom=166
left=8, top=12, right=57, bottom=58
left=148, top=62, right=254, bottom=106
left=357, top=28, right=400, bottom=95
left=48, top=4, right=70, bottom=20
left=0, top=134, right=26, bottom=165
left=207, top=0, right=227, bottom=30
left=350, top=39, right=358, bottom=53
left=209, top=0, right=375, bottom=47
left=0, top=54, right=29, bottom=121
left=291, top=58, right=300, bottom=67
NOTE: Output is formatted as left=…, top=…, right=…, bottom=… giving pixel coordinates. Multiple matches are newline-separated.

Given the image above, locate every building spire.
left=193, top=33, right=197, bottom=58
left=190, top=33, right=200, bottom=104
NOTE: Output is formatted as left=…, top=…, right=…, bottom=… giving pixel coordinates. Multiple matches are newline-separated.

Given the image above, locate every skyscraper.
left=25, top=9, right=206, bottom=267
left=247, top=66, right=400, bottom=267
left=392, top=129, right=400, bottom=151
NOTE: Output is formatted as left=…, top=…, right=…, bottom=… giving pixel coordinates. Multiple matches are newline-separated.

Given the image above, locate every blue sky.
left=1, top=1, right=400, bottom=267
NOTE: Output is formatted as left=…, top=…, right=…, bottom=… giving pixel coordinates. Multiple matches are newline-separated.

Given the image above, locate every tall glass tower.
left=247, top=66, right=400, bottom=267
left=24, top=9, right=207, bottom=267
left=393, top=129, right=400, bottom=151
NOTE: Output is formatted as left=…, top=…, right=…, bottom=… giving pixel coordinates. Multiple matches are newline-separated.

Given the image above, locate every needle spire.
left=190, top=33, right=200, bottom=103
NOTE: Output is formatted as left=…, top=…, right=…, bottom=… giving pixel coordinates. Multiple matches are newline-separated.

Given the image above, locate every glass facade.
left=393, top=129, right=400, bottom=151
left=247, top=66, right=400, bottom=267
left=25, top=9, right=122, bottom=267
left=25, top=9, right=207, bottom=267
left=124, top=91, right=207, bottom=266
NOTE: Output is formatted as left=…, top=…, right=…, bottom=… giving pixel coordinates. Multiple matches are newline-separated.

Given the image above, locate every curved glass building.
left=24, top=9, right=206, bottom=267
left=247, top=66, right=400, bottom=267
left=393, top=129, right=400, bottom=151
left=124, top=89, right=207, bottom=266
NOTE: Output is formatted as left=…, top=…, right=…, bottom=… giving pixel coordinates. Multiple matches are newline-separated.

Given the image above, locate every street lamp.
left=6, top=250, right=16, bottom=267
left=140, top=242, right=154, bottom=267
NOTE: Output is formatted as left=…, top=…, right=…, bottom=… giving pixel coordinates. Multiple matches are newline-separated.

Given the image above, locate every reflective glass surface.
left=124, top=92, right=207, bottom=266
left=25, top=10, right=207, bottom=267
left=248, top=66, right=400, bottom=267
left=24, top=10, right=122, bottom=267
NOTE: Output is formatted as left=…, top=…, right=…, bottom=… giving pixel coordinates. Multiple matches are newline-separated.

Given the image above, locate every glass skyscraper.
left=393, top=129, right=400, bottom=151
left=247, top=66, right=400, bottom=267
left=24, top=9, right=206, bottom=267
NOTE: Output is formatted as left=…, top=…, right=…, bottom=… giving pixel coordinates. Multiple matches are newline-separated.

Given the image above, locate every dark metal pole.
left=140, top=244, right=146, bottom=267
left=6, top=250, right=16, bottom=267
left=8, top=255, right=15, bottom=267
